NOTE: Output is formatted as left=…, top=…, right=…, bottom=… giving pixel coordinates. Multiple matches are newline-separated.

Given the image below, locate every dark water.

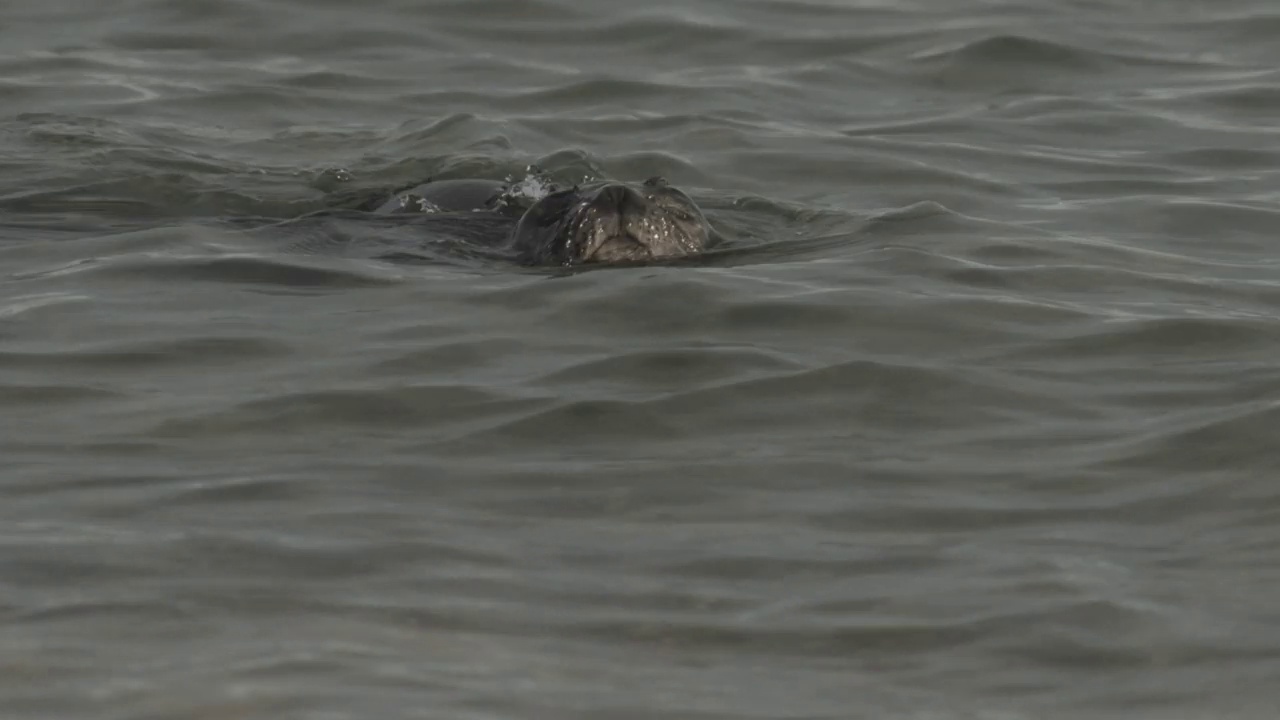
left=4, top=0, right=1280, bottom=717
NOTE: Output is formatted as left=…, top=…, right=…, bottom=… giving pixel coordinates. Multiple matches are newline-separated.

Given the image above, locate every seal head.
left=512, top=176, right=711, bottom=265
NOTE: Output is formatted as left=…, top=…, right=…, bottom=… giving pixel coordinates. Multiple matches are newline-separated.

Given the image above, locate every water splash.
left=392, top=193, right=442, bottom=213
left=495, top=164, right=559, bottom=211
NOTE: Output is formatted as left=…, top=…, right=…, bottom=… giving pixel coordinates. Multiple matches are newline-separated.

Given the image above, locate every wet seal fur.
left=363, top=176, right=714, bottom=266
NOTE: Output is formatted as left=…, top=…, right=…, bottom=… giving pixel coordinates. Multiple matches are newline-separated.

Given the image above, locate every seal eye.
left=643, top=176, right=668, bottom=188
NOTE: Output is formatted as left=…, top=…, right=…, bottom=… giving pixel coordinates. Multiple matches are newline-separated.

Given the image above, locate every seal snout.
left=510, top=178, right=712, bottom=265
left=587, top=183, right=651, bottom=238
left=595, top=183, right=648, bottom=215
left=578, top=184, right=655, bottom=262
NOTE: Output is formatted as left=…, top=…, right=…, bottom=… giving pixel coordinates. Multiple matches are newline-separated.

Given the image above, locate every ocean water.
left=3, top=1, right=1280, bottom=718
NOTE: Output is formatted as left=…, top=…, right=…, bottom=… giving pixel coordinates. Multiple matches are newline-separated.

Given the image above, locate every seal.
left=366, top=176, right=713, bottom=266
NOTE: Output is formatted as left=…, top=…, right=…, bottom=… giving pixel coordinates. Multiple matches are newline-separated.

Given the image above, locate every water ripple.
left=6, top=0, right=1280, bottom=717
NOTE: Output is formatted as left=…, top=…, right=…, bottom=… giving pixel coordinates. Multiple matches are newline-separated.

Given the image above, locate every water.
left=3, top=0, right=1279, bottom=717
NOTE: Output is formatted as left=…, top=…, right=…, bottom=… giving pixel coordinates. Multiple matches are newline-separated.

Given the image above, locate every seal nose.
left=596, top=184, right=646, bottom=214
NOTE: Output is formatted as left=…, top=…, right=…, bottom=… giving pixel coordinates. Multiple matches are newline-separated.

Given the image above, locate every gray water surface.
left=3, top=1, right=1280, bottom=718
